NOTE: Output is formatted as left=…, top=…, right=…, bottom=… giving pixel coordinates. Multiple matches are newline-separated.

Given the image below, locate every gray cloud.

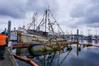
left=0, top=0, right=28, bottom=18
left=0, top=0, right=58, bottom=19
left=0, top=0, right=99, bottom=33
left=70, top=0, right=99, bottom=28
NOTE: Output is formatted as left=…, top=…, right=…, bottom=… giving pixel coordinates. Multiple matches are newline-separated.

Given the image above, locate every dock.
left=0, top=47, right=17, bottom=66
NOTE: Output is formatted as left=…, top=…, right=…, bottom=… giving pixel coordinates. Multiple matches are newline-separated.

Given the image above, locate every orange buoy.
left=0, top=34, right=8, bottom=46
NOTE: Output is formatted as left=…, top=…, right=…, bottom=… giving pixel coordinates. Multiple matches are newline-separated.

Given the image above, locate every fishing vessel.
left=1, top=9, right=99, bottom=66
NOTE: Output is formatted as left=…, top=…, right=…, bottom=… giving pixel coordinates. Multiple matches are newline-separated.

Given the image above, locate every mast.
left=45, top=9, right=48, bottom=32
left=27, top=12, right=37, bottom=30
left=8, top=20, right=11, bottom=43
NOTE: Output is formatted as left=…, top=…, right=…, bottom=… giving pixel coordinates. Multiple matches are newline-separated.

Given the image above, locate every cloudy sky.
left=0, top=0, right=99, bottom=35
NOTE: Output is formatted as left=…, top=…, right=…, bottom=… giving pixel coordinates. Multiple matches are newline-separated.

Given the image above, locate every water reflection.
left=53, top=47, right=99, bottom=66
left=17, top=41, right=99, bottom=66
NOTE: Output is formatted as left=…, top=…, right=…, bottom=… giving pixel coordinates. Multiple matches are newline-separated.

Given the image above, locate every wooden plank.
left=0, top=48, right=17, bottom=66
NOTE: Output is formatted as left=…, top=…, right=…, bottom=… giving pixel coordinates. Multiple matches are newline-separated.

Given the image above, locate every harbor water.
left=17, top=40, right=99, bottom=66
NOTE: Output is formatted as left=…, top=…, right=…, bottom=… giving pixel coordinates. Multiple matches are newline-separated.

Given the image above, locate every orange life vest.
left=0, top=34, right=8, bottom=46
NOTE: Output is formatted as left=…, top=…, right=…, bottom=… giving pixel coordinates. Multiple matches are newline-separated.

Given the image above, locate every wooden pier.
left=0, top=47, right=17, bottom=66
